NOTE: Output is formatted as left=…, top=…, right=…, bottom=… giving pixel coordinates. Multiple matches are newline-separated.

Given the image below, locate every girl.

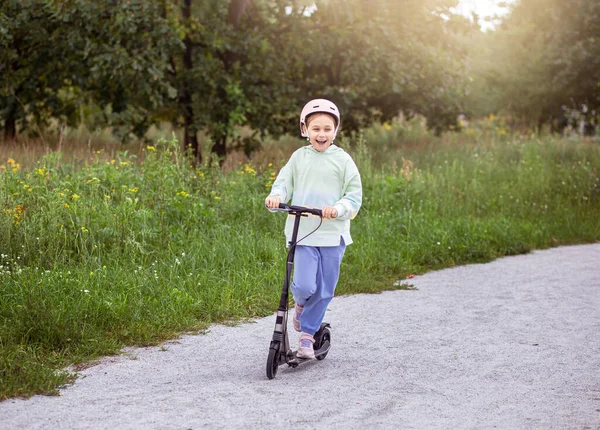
left=265, top=99, right=362, bottom=359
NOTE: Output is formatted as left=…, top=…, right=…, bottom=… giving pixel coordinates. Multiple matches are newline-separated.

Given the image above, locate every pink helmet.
left=299, top=99, right=341, bottom=137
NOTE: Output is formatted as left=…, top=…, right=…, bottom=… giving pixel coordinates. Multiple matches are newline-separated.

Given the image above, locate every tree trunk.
left=206, top=0, right=251, bottom=162
left=227, top=0, right=251, bottom=27
left=181, top=0, right=201, bottom=164
left=212, top=135, right=227, bottom=162
left=224, top=0, right=251, bottom=70
left=4, top=100, right=17, bottom=141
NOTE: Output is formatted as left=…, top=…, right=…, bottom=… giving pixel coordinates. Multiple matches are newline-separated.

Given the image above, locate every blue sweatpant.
left=291, top=238, right=346, bottom=335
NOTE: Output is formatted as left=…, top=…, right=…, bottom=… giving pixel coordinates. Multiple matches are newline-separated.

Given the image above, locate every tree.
left=281, top=0, right=472, bottom=134
left=0, top=0, right=181, bottom=141
left=55, top=0, right=182, bottom=141
left=164, top=0, right=307, bottom=162
left=466, top=0, right=600, bottom=130
left=0, top=0, right=74, bottom=139
left=1, top=0, right=475, bottom=150
left=164, top=0, right=474, bottom=163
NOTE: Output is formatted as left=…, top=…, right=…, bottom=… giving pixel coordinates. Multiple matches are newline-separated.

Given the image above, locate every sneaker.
left=296, top=333, right=315, bottom=359
left=293, top=303, right=303, bottom=332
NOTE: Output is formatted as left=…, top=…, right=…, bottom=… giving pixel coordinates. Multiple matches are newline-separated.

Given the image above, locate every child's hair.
left=306, top=112, right=339, bottom=129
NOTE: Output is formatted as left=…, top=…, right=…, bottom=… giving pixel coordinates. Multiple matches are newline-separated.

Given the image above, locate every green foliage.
left=280, top=0, right=473, bottom=135
left=0, top=0, right=75, bottom=137
left=57, top=0, right=182, bottom=140
left=1, top=129, right=599, bottom=399
left=466, top=0, right=600, bottom=129
left=0, top=0, right=181, bottom=141
left=166, top=0, right=303, bottom=155
left=1, top=0, right=475, bottom=149
left=2, top=0, right=599, bottom=144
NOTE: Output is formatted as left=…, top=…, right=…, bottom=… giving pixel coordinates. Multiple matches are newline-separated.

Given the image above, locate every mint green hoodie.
left=268, top=144, right=362, bottom=247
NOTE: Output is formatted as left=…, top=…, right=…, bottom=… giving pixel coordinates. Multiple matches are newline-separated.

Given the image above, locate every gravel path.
left=2, top=244, right=600, bottom=430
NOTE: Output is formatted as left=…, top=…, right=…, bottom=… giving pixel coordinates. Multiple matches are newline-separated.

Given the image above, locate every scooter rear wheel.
left=315, top=326, right=331, bottom=361
left=266, top=345, right=280, bottom=379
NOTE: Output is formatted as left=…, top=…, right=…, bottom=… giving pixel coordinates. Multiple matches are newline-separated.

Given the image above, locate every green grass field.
left=1, top=121, right=599, bottom=399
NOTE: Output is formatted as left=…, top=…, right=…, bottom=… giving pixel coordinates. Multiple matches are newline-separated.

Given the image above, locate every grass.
left=1, top=120, right=599, bottom=399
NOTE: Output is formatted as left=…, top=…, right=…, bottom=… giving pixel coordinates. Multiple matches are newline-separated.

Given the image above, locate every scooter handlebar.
left=270, top=203, right=323, bottom=217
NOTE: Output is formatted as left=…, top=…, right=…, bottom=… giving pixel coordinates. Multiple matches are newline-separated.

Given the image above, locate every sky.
left=293, top=1, right=517, bottom=31
left=452, top=0, right=516, bottom=30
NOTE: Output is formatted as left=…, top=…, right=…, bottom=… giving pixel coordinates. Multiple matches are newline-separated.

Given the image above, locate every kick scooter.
left=266, top=203, right=332, bottom=379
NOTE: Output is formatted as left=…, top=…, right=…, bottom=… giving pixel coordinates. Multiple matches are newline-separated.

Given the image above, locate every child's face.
left=305, top=113, right=336, bottom=152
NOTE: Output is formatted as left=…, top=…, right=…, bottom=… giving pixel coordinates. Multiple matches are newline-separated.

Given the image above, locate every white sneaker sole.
left=296, top=349, right=315, bottom=359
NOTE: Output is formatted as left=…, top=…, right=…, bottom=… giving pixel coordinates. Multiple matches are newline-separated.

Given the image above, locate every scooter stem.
left=278, top=212, right=303, bottom=310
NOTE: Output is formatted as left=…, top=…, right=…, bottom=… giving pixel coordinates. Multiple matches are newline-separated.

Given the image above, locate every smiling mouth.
left=316, top=139, right=327, bottom=144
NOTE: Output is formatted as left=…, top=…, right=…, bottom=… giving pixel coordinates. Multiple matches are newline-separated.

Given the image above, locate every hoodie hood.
left=304, top=144, right=343, bottom=155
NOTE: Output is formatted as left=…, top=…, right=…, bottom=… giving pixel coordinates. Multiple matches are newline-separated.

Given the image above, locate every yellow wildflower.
left=243, top=164, right=256, bottom=175
left=8, top=158, right=21, bottom=172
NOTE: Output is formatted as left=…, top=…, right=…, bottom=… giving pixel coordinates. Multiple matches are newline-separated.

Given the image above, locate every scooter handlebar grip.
left=309, top=208, right=323, bottom=217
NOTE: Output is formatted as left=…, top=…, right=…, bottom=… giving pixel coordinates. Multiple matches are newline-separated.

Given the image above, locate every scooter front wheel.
left=266, top=344, right=280, bottom=379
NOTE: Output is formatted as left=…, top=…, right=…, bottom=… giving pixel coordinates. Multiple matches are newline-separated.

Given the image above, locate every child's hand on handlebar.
left=321, top=205, right=338, bottom=219
left=265, top=196, right=281, bottom=209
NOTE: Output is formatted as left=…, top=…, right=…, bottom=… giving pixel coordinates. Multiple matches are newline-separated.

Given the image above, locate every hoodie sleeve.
left=333, top=157, right=362, bottom=221
left=268, top=154, right=295, bottom=203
